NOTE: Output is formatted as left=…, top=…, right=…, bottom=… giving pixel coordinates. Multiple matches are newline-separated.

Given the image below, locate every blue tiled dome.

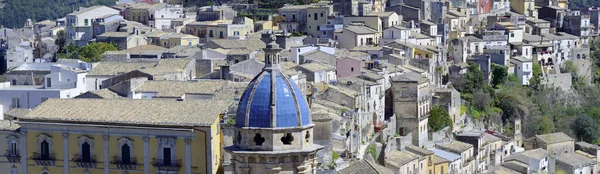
left=236, top=70, right=311, bottom=128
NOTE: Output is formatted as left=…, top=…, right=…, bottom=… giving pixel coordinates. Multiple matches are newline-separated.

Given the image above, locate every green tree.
left=491, top=64, right=508, bottom=88
left=428, top=105, right=453, bottom=132
left=77, top=42, right=117, bottom=62
left=538, top=116, right=555, bottom=134
left=572, top=115, right=600, bottom=143
left=55, top=30, right=66, bottom=53
left=0, top=0, right=116, bottom=28
left=529, top=60, right=543, bottom=90
left=465, top=63, right=485, bottom=94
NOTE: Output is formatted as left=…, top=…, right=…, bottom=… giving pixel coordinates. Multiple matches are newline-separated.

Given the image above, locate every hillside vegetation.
left=0, top=0, right=115, bottom=28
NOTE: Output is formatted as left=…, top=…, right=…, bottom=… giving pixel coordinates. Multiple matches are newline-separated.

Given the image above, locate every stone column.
left=185, top=138, right=192, bottom=174
left=143, top=136, right=149, bottom=174
left=63, top=132, right=69, bottom=174
left=20, top=130, right=27, bottom=174
left=103, top=134, right=109, bottom=174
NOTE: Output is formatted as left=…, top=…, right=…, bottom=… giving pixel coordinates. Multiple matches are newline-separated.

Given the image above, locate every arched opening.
left=121, top=144, right=131, bottom=163
left=281, top=133, right=294, bottom=145
left=81, top=142, right=91, bottom=162
left=305, top=131, right=310, bottom=143
left=9, top=140, right=17, bottom=156
left=253, top=134, right=265, bottom=146
left=40, top=140, right=49, bottom=159
left=577, top=54, right=581, bottom=59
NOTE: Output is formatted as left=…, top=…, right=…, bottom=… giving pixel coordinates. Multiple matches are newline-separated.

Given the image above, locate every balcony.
left=152, top=158, right=182, bottom=171
left=31, top=152, right=55, bottom=166
left=4, top=150, right=20, bottom=163
left=72, top=153, right=97, bottom=168
left=112, top=156, right=138, bottom=170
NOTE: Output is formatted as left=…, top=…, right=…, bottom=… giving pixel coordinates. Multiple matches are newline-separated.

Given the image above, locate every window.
left=188, top=41, right=192, bottom=46
left=323, top=31, right=326, bottom=35
left=10, top=166, right=17, bottom=174
left=281, top=133, right=294, bottom=145
left=84, top=19, right=88, bottom=26
left=351, top=67, right=354, bottom=72
left=317, top=26, right=320, bottom=31
left=11, top=98, right=20, bottom=109
left=78, top=136, right=93, bottom=162
left=158, top=137, right=176, bottom=165
left=37, top=134, right=52, bottom=160
left=209, top=30, right=214, bottom=37
left=118, top=137, right=133, bottom=164
left=511, top=33, right=514, bottom=37
left=314, top=13, right=318, bottom=20
left=219, top=31, right=224, bottom=38
left=321, top=13, right=324, bottom=17
left=46, top=78, right=51, bottom=87
left=233, top=31, right=240, bottom=36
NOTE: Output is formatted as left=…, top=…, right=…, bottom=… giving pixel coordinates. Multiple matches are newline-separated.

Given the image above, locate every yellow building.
left=511, top=0, right=536, bottom=17
left=0, top=116, right=21, bottom=174
left=432, top=155, right=450, bottom=174
left=184, top=18, right=254, bottom=43
left=156, top=33, right=199, bottom=48
left=17, top=98, right=233, bottom=174
left=406, top=145, right=435, bottom=174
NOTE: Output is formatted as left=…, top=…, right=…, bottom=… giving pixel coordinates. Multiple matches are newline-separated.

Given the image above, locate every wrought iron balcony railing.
left=4, top=150, right=20, bottom=163
left=31, top=152, right=55, bottom=166
left=72, top=153, right=97, bottom=168
left=112, top=155, right=138, bottom=170
left=152, top=158, right=182, bottom=171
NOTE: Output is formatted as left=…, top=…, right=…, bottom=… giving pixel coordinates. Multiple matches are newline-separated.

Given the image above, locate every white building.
left=66, top=6, right=120, bottom=46
left=290, top=45, right=335, bottom=64
left=511, top=56, right=533, bottom=85
left=149, top=4, right=184, bottom=30
left=381, top=25, right=412, bottom=45
left=504, top=148, right=550, bottom=173
left=334, top=23, right=379, bottom=50
left=5, top=41, right=34, bottom=71
left=0, top=64, right=88, bottom=114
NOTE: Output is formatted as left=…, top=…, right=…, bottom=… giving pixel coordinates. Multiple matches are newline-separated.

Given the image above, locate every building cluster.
left=0, top=0, right=597, bottom=173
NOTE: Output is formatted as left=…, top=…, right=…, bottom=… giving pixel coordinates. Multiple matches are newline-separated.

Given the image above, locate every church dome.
left=235, top=34, right=311, bottom=128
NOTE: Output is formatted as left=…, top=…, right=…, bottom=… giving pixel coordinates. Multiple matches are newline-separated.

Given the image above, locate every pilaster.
left=20, top=130, right=27, bottom=174
left=103, top=134, right=109, bottom=174
left=63, top=132, right=69, bottom=174
left=143, top=136, right=149, bottom=174
left=185, top=138, right=192, bottom=174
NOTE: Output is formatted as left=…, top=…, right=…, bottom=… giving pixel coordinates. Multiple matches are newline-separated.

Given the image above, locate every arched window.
left=78, top=136, right=94, bottom=162
left=37, top=134, right=52, bottom=160
left=121, top=144, right=131, bottom=163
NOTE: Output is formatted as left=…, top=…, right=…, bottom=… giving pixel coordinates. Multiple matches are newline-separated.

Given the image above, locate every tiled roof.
left=69, top=6, right=106, bottom=15
left=386, top=150, right=420, bottom=167
left=433, top=155, right=450, bottom=164
left=4, top=108, right=31, bottom=119
left=208, top=39, right=266, bottom=51
left=345, top=25, right=378, bottom=34
left=299, top=62, right=335, bottom=72
left=135, top=80, right=228, bottom=97
left=98, top=32, right=130, bottom=37
left=75, top=89, right=123, bottom=99
left=337, top=160, right=394, bottom=174
left=127, top=45, right=169, bottom=55
left=555, top=152, right=597, bottom=168
left=535, top=132, right=574, bottom=144
left=430, top=148, right=461, bottom=161
left=391, top=72, right=428, bottom=84
left=437, top=141, right=473, bottom=153
left=21, top=98, right=233, bottom=127
left=227, top=48, right=251, bottom=55
left=505, top=148, right=548, bottom=162
left=407, top=145, right=434, bottom=155
left=89, top=58, right=192, bottom=76
left=488, top=165, right=521, bottom=174
left=0, top=120, right=20, bottom=131
left=369, top=11, right=395, bottom=17
left=301, top=50, right=337, bottom=65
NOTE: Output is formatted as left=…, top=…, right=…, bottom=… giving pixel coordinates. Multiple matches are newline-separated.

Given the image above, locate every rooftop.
left=534, top=132, right=574, bottom=144
left=407, top=145, right=434, bottom=155
left=75, top=89, right=123, bottom=99
left=433, top=155, right=450, bottom=164
left=0, top=120, right=20, bottom=131
left=505, top=148, right=548, bottom=162
left=207, top=39, right=266, bottom=51
left=20, top=98, right=233, bottom=127
left=299, top=62, right=335, bottom=72
left=98, top=32, right=130, bottom=38
left=345, top=24, right=378, bottom=34
left=88, top=58, right=191, bottom=76
left=135, top=80, right=228, bottom=97
left=430, top=148, right=461, bottom=162
left=555, top=152, right=597, bottom=168
left=386, top=150, right=420, bottom=167
left=391, top=72, right=428, bottom=84
left=437, top=141, right=473, bottom=153
left=369, top=11, right=396, bottom=17
left=337, top=159, right=395, bottom=174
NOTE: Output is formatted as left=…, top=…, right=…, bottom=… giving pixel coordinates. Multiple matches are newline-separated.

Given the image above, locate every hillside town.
left=0, top=0, right=599, bottom=173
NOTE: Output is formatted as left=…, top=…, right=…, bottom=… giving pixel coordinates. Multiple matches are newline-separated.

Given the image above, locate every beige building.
left=524, top=132, right=574, bottom=155
left=369, top=12, right=401, bottom=29
left=436, top=141, right=476, bottom=174
left=96, top=32, right=148, bottom=50
left=391, top=73, right=430, bottom=146
left=385, top=150, right=420, bottom=174
left=334, top=24, right=380, bottom=50
left=184, top=17, right=253, bottom=43
left=306, top=3, right=333, bottom=37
